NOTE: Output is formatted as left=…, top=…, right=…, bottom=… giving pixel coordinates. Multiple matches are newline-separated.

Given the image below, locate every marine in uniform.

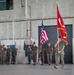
left=40, top=46, right=45, bottom=65
left=46, top=43, right=53, bottom=65
left=2, top=45, right=7, bottom=64
left=6, top=45, right=11, bottom=64
left=31, top=42, right=37, bottom=65
left=54, top=36, right=65, bottom=69
left=1, top=47, right=6, bottom=65
left=27, top=45, right=32, bottom=64
left=11, top=46, right=17, bottom=64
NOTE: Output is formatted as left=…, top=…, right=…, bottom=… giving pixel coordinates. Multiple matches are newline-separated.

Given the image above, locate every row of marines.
left=27, top=36, right=65, bottom=69
left=0, top=45, right=17, bottom=65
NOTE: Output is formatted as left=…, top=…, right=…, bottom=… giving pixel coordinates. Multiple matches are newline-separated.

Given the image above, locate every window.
left=6, top=0, right=13, bottom=10
left=0, top=0, right=6, bottom=2
left=0, top=0, right=13, bottom=11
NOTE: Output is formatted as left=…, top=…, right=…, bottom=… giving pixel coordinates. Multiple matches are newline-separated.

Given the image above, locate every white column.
left=7, top=23, right=9, bottom=45
left=7, top=24, right=8, bottom=40
left=12, top=21, right=15, bottom=45
left=25, top=0, right=29, bottom=18
left=42, top=1, right=45, bottom=18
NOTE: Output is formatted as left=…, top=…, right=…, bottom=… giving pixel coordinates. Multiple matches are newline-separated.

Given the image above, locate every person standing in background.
left=46, top=43, right=53, bottom=65
left=40, top=46, right=45, bottom=65
left=1, top=47, right=6, bottom=65
left=11, top=46, right=17, bottom=64
left=6, top=45, right=11, bottom=65
left=27, top=45, right=32, bottom=64
left=31, top=42, right=37, bottom=65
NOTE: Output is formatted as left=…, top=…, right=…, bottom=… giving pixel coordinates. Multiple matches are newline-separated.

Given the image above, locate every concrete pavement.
left=0, top=64, right=74, bottom=75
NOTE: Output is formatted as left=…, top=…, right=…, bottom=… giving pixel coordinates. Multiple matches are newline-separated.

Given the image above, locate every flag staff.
left=56, top=4, right=68, bottom=45
left=42, top=0, right=45, bottom=19
left=56, top=4, right=60, bottom=54
left=12, top=21, right=15, bottom=45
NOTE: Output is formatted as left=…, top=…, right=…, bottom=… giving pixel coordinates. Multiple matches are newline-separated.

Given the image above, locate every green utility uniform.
left=1, top=49, right=6, bottom=64
left=55, top=41, right=65, bottom=66
left=27, top=48, right=32, bottom=64
left=31, top=45, right=37, bottom=65
left=46, top=45, right=53, bottom=65
left=6, top=47, right=11, bottom=64
left=40, top=47, right=45, bottom=65
left=12, top=47, right=17, bottom=64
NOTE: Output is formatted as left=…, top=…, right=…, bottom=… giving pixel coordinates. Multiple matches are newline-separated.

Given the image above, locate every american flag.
left=40, top=20, right=49, bottom=48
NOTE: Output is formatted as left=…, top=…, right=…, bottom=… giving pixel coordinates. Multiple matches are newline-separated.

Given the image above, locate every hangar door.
left=38, top=25, right=72, bottom=64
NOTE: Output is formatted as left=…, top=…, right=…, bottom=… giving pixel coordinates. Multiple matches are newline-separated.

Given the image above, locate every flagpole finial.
left=42, top=19, right=43, bottom=24
left=56, top=4, right=58, bottom=8
left=56, top=1, right=58, bottom=5
left=42, top=17, right=43, bottom=20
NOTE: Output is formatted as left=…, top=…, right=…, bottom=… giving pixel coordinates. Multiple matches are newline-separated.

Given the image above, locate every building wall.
left=0, top=0, right=74, bottom=63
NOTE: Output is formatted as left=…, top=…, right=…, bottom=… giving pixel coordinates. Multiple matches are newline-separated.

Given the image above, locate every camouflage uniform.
left=2, top=46, right=7, bottom=64
left=54, top=41, right=65, bottom=69
left=27, top=46, right=32, bottom=64
left=40, top=47, right=45, bottom=65
left=6, top=46, right=11, bottom=64
left=1, top=48, right=6, bottom=64
left=11, top=47, right=17, bottom=64
left=31, top=45, right=37, bottom=65
left=46, top=45, right=53, bottom=65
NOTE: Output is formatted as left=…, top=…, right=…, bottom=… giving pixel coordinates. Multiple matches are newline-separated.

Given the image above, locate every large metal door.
left=38, top=25, right=72, bottom=64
